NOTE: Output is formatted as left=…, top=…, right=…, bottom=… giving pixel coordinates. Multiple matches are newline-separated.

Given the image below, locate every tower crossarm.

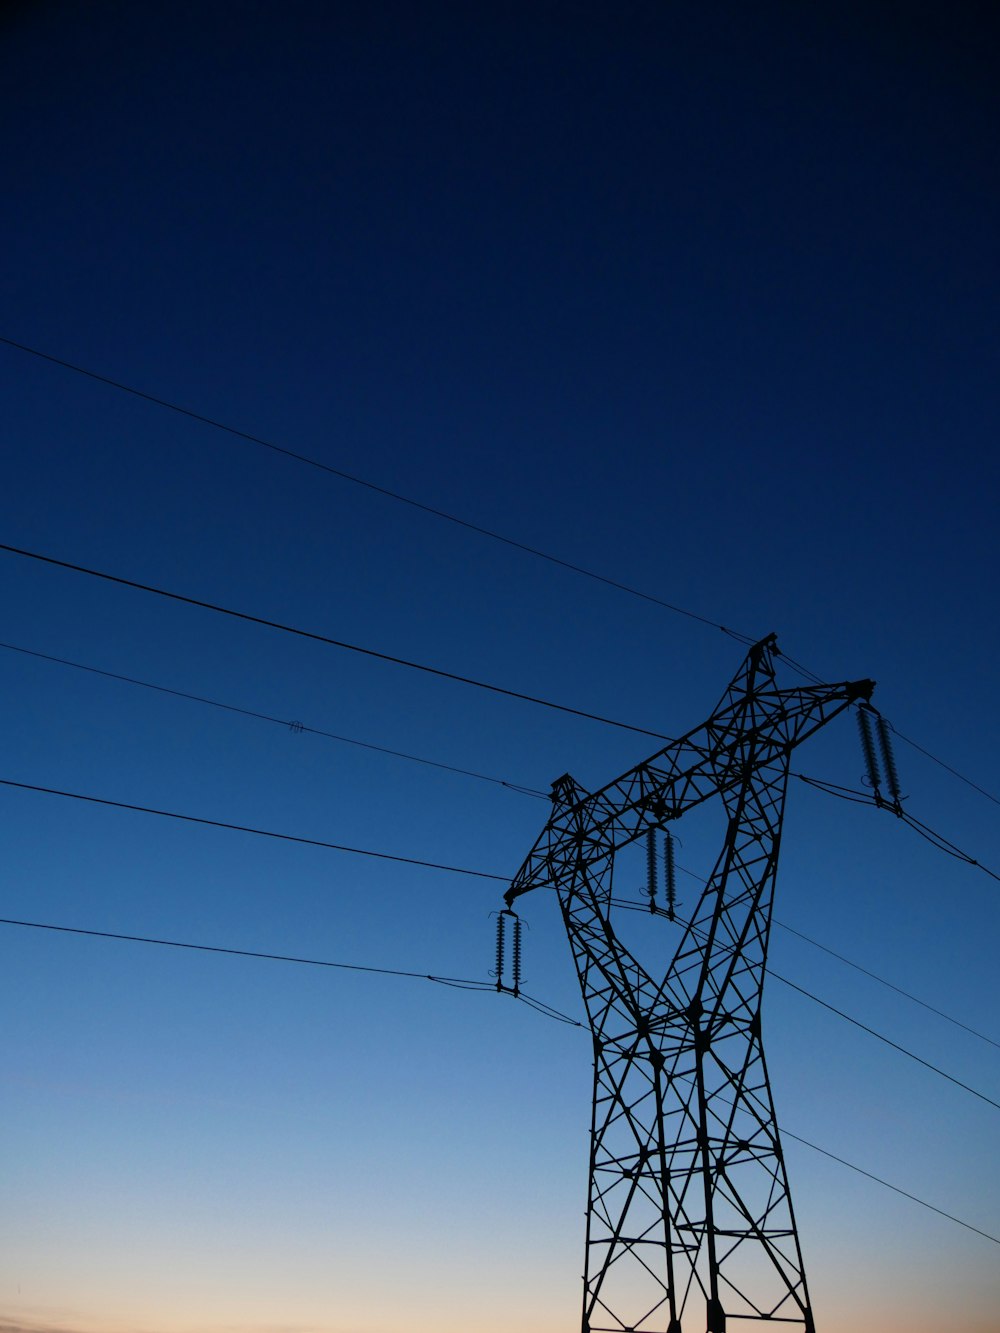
left=506, top=639, right=873, bottom=906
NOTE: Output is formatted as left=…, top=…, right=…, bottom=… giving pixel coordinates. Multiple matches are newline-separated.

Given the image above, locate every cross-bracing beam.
left=506, top=637, right=873, bottom=1333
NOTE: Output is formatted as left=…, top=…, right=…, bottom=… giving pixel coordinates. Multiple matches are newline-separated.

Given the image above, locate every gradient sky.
left=1, top=4, right=998, bottom=1332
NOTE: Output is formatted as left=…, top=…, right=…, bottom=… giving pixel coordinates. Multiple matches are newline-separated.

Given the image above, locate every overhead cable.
left=646, top=857, right=999, bottom=1048
left=4, top=767, right=995, bottom=1096
left=665, top=1066, right=1000, bottom=1248
left=796, top=772, right=1000, bottom=886
left=0, top=335, right=754, bottom=643
left=4, top=336, right=997, bottom=811
left=0, top=914, right=495, bottom=988
left=612, top=881, right=1000, bottom=1053
left=0, top=776, right=507, bottom=882
left=1, top=910, right=990, bottom=1247
left=0, top=639, right=547, bottom=799
left=901, top=808, right=1000, bottom=884
left=610, top=897, right=1000, bottom=1111
left=0, top=541, right=671, bottom=741
left=0, top=914, right=581, bottom=1030
left=5, top=639, right=997, bottom=1045
left=886, top=719, right=1000, bottom=809
left=773, top=974, right=1000, bottom=1113
left=771, top=917, right=1000, bottom=1052
left=778, top=1128, right=999, bottom=1246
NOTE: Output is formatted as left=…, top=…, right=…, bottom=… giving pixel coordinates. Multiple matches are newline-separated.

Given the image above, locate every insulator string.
left=646, top=828, right=658, bottom=908
left=512, top=918, right=523, bottom=997
left=857, top=708, right=882, bottom=792
left=877, top=714, right=902, bottom=804
left=664, top=831, right=677, bottom=921
left=493, top=913, right=505, bottom=990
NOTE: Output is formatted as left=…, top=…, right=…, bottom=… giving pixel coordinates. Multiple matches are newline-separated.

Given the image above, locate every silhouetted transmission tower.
left=504, top=636, right=873, bottom=1333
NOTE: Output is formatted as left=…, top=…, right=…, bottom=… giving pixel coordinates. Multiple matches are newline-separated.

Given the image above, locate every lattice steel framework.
left=505, top=636, right=873, bottom=1333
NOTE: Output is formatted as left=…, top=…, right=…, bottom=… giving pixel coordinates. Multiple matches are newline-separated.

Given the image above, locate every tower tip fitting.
left=846, top=678, right=876, bottom=704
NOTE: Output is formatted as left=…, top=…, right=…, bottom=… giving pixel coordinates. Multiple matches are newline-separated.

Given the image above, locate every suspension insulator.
left=512, top=917, right=523, bottom=996
left=664, top=831, right=677, bottom=921
left=646, top=828, right=658, bottom=904
left=493, top=912, right=506, bottom=989
left=857, top=708, right=882, bottom=791
left=876, top=715, right=902, bottom=803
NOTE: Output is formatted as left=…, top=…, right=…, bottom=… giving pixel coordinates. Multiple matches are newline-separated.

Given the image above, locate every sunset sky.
left=1, top=4, right=997, bottom=1332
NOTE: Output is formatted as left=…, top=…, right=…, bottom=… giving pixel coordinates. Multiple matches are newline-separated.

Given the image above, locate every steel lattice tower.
left=505, top=636, right=873, bottom=1333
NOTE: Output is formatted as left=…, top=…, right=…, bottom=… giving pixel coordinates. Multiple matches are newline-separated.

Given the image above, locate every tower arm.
left=506, top=645, right=872, bottom=906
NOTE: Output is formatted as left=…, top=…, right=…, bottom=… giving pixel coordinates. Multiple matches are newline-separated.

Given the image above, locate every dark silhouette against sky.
left=1, top=5, right=997, bottom=1331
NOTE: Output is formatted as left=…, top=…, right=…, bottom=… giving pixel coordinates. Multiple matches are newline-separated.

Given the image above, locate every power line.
left=886, top=718, right=1000, bottom=809
left=5, top=336, right=997, bottom=816
left=796, top=772, right=1000, bottom=887
left=0, top=334, right=754, bottom=646
left=773, top=973, right=1000, bottom=1113
left=611, top=897, right=1000, bottom=1112
left=0, top=541, right=672, bottom=742
left=8, top=638, right=996, bottom=1052
left=772, top=917, right=1000, bottom=1052
left=664, top=1065, right=1000, bottom=1248
left=6, top=340, right=997, bottom=1265
left=1, top=910, right=992, bottom=1247
left=779, top=1128, right=1000, bottom=1246
left=9, top=627, right=988, bottom=1049
left=0, top=913, right=583, bottom=1029
left=516, top=990, right=585, bottom=1027
left=6, top=637, right=995, bottom=1051
left=0, top=776, right=507, bottom=882
left=5, top=767, right=995, bottom=1103
left=616, top=865, right=1000, bottom=1053
left=0, top=639, right=548, bottom=800
left=7, top=752, right=998, bottom=1117
left=900, top=807, right=1000, bottom=884
left=0, top=914, right=495, bottom=987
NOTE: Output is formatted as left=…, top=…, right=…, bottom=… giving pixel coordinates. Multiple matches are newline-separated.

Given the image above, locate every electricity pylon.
left=505, top=636, right=873, bottom=1333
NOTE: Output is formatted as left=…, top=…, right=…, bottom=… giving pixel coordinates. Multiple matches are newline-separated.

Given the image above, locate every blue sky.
left=1, top=4, right=998, bottom=1331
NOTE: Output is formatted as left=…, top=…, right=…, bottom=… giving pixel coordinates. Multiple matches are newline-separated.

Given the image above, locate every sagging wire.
left=611, top=845, right=1000, bottom=1049
left=795, top=772, right=1000, bottom=886
left=0, top=635, right=551, bottom=802
left=885, top=717, right=1000, bottom=810
left=513, top=989, right=583, bottom=1028
left=607, top=890, right=1000, bottom=1112
left=489, top=904, right=1000, bottom=1240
